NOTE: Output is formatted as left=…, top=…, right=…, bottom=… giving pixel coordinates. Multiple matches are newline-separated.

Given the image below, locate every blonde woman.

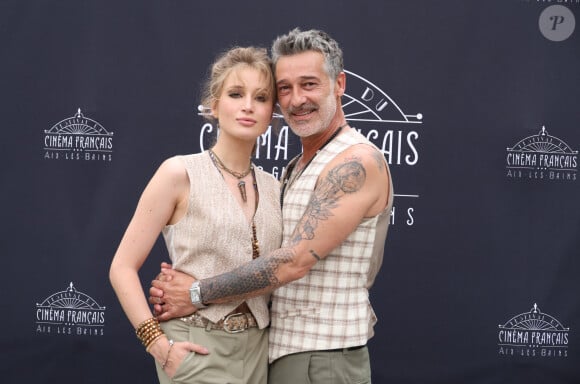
left=110, top=46, right=282, bottom=384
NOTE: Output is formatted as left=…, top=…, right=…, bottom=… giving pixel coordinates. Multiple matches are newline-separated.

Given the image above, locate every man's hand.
left=149, top=262, right=198, bottom=321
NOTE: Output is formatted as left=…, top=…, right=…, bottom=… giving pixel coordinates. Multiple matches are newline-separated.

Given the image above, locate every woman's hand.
left=149, top=337, right=209, bottom=379
left=149, top=262, right=198, bottom=320
left=163, top=340, right=209, bottom=378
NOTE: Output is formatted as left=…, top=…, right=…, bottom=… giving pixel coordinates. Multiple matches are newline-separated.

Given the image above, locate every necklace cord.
left=208, top=149, right=252, bottom=179
left=280, top=124, right=347, bottom=207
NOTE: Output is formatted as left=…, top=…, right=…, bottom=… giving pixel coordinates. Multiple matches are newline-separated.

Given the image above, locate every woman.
left=109, top=46, right=282, bottom=383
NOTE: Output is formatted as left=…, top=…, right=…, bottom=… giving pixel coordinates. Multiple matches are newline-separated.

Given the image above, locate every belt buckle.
left=223, top=312, right=247, bottom=334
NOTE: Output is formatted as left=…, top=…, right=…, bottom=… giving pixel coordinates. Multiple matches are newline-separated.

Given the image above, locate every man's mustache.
left=286, top=103, right=318, bottom=115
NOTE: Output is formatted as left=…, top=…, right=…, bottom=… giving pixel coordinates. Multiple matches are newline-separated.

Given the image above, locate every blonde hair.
left=201, top=46, right=275, bottom=121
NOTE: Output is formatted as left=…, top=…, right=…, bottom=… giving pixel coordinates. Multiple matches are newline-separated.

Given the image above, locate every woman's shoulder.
left=163, top=152, right=208, bottom=168
left=254, top=166, right=280, bottom=185
left=254, top=167, right=281, bottom=202
left=156, top=156, right=189, bottom=180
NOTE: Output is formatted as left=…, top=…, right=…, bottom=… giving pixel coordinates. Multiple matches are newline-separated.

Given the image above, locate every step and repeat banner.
left=2, top=1, right=579, bottom=383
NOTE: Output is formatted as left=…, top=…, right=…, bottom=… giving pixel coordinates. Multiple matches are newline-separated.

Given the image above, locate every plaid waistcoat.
left=269, top=129, right=393, bottom=362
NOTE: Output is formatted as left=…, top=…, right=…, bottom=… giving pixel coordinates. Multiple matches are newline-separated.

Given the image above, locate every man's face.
left=275, top=51, right=341, bottom=138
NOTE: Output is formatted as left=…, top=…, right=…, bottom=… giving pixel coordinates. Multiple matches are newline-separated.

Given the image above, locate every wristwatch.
left=189, top=281, right=207, bottom=309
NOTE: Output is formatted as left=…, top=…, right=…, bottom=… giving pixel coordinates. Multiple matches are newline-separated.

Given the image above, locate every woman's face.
left=212, top=66, right=274, bottom=143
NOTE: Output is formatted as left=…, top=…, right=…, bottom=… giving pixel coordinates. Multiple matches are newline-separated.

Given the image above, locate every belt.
left=322, top=345, right=366, bottom=353
left=180, top=312, right=258, bottom=334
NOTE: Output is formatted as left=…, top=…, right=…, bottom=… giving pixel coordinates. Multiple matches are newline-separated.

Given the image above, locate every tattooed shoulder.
left=370, top=149, right=386, bottom=173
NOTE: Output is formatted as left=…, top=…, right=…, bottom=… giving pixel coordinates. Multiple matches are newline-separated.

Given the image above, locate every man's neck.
left=298, top=123, right=348, bottom=169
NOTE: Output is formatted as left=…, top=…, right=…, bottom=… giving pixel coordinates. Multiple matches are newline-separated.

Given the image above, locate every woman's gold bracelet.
left=135, top=317, right=165, bottom=350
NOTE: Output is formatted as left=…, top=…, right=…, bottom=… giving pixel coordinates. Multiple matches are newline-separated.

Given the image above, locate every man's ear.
left=335, top=72, right=346, bottom=97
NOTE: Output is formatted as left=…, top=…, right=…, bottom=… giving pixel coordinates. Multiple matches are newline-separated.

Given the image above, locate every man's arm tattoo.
left=291, top=158, right=366, bottom=245
left=371, top=150, right=386, bottom=173
left=309, top=249, right=321, bottom=261
left=200, top=248, right=294, bottom=304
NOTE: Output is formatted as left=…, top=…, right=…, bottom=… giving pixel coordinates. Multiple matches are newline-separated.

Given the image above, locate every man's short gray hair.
left=271, top=28, right=344, bottom=81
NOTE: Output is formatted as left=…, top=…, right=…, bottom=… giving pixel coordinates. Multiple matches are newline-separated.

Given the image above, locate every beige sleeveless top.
left=162, top=152, right=283, bottom=328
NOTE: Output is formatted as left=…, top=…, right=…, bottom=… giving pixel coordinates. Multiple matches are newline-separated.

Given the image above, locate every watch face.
left=190, top=287, right=201, bottom=303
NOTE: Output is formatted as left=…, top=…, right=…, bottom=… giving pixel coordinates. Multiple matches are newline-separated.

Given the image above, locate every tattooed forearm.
left=291, top=158, right=366, bottom=244
left=200, top=248, right=295, bottom=304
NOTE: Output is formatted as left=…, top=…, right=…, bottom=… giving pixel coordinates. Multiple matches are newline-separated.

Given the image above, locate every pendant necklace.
left=208, top=149, right=260, bottom=259
left=208, top=149, right=252, bottom=202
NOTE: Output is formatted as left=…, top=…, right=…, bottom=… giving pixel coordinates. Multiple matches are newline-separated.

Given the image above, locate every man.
left=150, top=28, right=393, bottom=383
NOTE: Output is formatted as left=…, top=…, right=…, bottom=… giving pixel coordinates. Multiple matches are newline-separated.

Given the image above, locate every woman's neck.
left=210, top=141, right=253, bottom=173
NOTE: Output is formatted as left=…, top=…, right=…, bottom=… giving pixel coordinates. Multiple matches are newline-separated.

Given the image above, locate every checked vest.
left=269, top=128, right=394, bottom=363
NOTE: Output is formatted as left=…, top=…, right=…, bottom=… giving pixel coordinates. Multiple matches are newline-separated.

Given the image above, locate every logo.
left=498, top=303, right=569, bottom=358
left=506, top=125, right=577, bottom=181
left=198, top=69, right=423, bottom=228
left=44, top=108, right=114, bottom=161
left=35, top=282, right=106, bottom=336
left=539, top=5, right=576, bottom=42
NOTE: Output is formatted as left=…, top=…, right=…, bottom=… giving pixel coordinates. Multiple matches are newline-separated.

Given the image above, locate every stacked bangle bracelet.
left=135, top=317, right=165, bottom=351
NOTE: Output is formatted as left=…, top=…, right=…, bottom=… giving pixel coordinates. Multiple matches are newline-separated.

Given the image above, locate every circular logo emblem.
left=539, top=5, right=576, bottom=42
